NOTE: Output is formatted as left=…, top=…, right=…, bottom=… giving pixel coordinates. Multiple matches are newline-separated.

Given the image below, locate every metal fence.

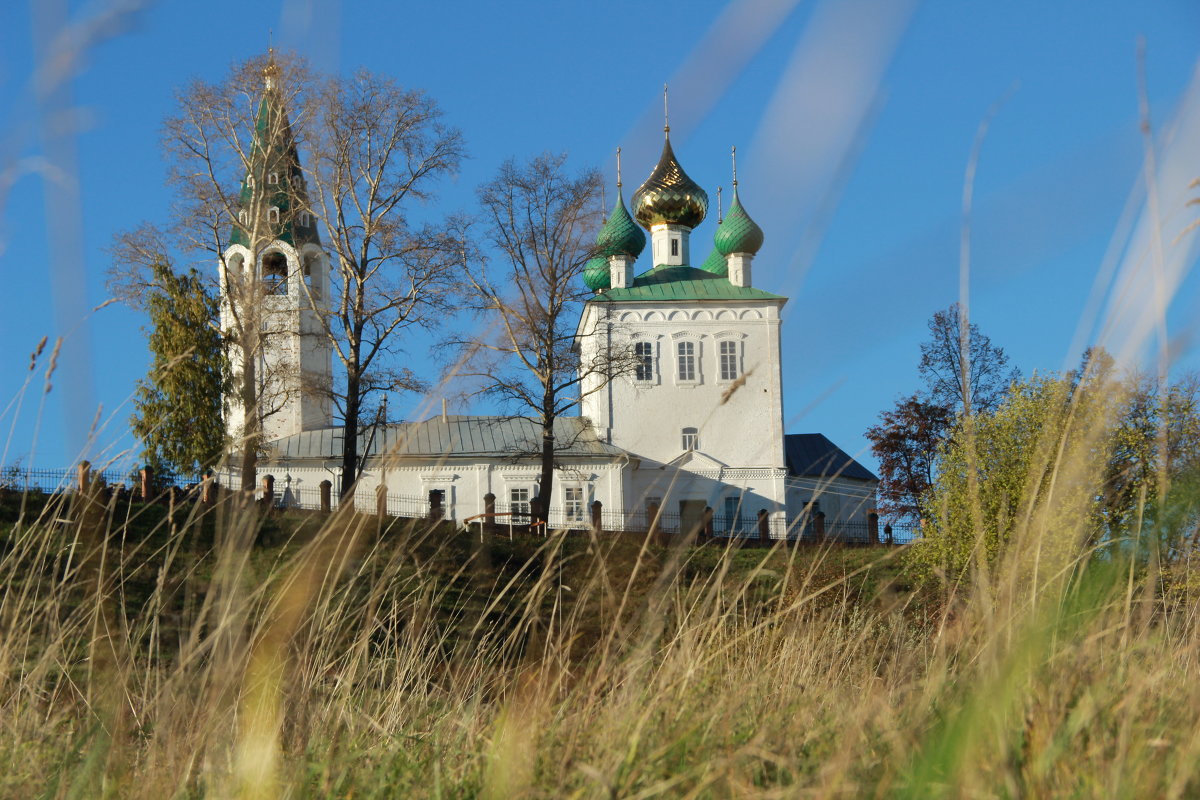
left=0, top=466, right=205, bottom=493
left=2, top=465, right=922, bottom=545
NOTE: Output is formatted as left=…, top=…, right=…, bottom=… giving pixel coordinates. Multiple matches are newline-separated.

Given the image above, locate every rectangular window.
left=681, top=427, right=698, bottom=451
left=677, top=341, right=696, bottom=381
left=565, top=487, right=584, bottom=522
left=634, top=341, right=654, bottom=381
left=719, top=340, right=738, bottom=381
left=670, top=238, right=679, bottom=257
left=510, top=488, right=530, bottom=522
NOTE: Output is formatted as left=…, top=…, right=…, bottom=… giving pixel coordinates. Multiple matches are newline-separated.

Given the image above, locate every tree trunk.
left=238, top=350, right=258, bottom=492
left=340, top=367, right=361, bottom=499
left=538, top=412, right=554, bottom=528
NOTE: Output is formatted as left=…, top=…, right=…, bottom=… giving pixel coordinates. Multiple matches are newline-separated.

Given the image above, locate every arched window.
left=302, top=253, right=321, bottom=300
left=226, top=253, right=245, bottom=286
left=263, top=251, right=288, bottom=295
left=268, top=206, right=280, bottom=223
left=268, top=172, right=279, bottom=185
left=681, top=427, right=698, bottom=451
left=238, top=210, right=248, bottom=225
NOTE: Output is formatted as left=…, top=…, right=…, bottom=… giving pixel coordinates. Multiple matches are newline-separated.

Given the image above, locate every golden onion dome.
left=632, top=136, right=708, bottom=230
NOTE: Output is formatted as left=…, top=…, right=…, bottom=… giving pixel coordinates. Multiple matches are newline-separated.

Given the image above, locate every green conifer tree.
left=131, top=261, right=228, bottom=477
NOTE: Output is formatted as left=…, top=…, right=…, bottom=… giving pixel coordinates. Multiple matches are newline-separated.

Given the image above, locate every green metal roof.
left=230, top=89, right=320, bottom=249
left=596, top=193, right=646, bottom=259
left=697, top=244, right=728, bottom=276
left=597, top=265, right=785, bottom=302
left=583, top=256, right=610, bottom=291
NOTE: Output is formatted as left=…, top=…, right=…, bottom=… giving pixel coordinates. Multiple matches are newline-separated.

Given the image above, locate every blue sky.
left=3, top=0, right=1200, bottom=473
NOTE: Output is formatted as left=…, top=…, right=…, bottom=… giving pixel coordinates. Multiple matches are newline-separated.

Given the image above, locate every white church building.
left=218, top=65, right=877, bottom=539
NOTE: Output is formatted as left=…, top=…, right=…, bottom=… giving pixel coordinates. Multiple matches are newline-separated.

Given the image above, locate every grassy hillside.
left=1, top=486, right=1196, bottom=797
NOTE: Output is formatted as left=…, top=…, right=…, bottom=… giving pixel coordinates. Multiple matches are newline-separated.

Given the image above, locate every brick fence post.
left=647, top=501, right=661, bottom=540
left=76, top=460, right=92, bottom=494
left=867, top=511, right=880, bottom=545
left=377, top=484, right=388, bottom=519
left=262, top=474, right=275, bottom=508
left=815, top=511, right=826, bottom=543
left=139, top=465, right=154, bottom=501
left=484, top=492, right=496, bottom=531
left=591, top=499, right=602, bottom=533
left=201, top=471, right=217, bottom=504
left=319, top=480, right=332, bottom=513
left=757, top=509, right=770, bottom=546
left=885, top=524, right=894, bottom=546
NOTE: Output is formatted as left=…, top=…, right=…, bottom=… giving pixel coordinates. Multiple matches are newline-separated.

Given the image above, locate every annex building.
left=218, top=62, right=877, bottom=538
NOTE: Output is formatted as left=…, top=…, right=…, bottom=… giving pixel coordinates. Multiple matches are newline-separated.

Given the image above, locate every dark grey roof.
left=784, top=434, right=878, bottom=482
left=269, top=415, right=627, bottom=461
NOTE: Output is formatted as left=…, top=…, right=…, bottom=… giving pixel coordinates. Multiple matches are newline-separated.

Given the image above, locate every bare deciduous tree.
left=457, top=153, right=633, bottom=524
left=301, top=71, right=465, bottom=498
left=919, top=302, right=1019, bottom=414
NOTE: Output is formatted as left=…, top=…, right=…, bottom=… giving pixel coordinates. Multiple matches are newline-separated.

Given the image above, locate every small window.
left=246, top=175, right=255, bottom=188
left=676, top=340, right=696, bottom=382
left=510, top=488, right=530, bottom=522
left=634, top=341, right=654, bottom=381
left=268, top=206, right=280, bottom=223
left=564, top=487, right=584, bottom=522
left=268, top=172, right=279, bottom=185
left=298, top=211, right=310, bottom=227
left=238, top=210, right=248, bottom=225
left=681, top=427, right=698, bottom=451
left=719, top=340, right=738, bottom=381
left=670, top=238, right=679, bottom=257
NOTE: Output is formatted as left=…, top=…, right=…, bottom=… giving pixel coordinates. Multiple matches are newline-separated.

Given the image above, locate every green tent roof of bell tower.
left=229, top=78, right=320, bottom=250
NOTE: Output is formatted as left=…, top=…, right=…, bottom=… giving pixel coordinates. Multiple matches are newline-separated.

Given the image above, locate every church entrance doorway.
left=679, top=500, right=706, bottom=539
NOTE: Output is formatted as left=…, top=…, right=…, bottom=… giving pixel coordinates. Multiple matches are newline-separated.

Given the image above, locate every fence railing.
left=1, top=465, right=921, bottom=545
left=0, top=466, right=207, bottom=494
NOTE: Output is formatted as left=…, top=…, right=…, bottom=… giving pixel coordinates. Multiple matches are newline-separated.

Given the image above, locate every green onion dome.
left=714, top=188, right=764, bottom=256
left=698, top=244, right=728, bottom=277
left=632, top=137, right=708, bottom=230
left=583, top=256, right=610, bottom=291
left=597, top=194, right=646, bottom=259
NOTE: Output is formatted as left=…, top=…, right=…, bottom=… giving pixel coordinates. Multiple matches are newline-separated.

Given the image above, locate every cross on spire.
left=663, top=83, right=670, bottom=135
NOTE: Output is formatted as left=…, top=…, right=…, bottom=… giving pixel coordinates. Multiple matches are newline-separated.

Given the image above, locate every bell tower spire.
left=220, top=49, right=333, bottom=449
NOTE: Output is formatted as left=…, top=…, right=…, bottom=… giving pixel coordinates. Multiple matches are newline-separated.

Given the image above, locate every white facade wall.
left=578, top=297, right=787, bottom=518
left=232, top=456, right=627, bottom=527
left=579, top=300, right=786, bottom=468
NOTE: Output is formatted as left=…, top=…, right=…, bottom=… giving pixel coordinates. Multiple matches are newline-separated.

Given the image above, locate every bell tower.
left=220, top=51, right=332, bottom=450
